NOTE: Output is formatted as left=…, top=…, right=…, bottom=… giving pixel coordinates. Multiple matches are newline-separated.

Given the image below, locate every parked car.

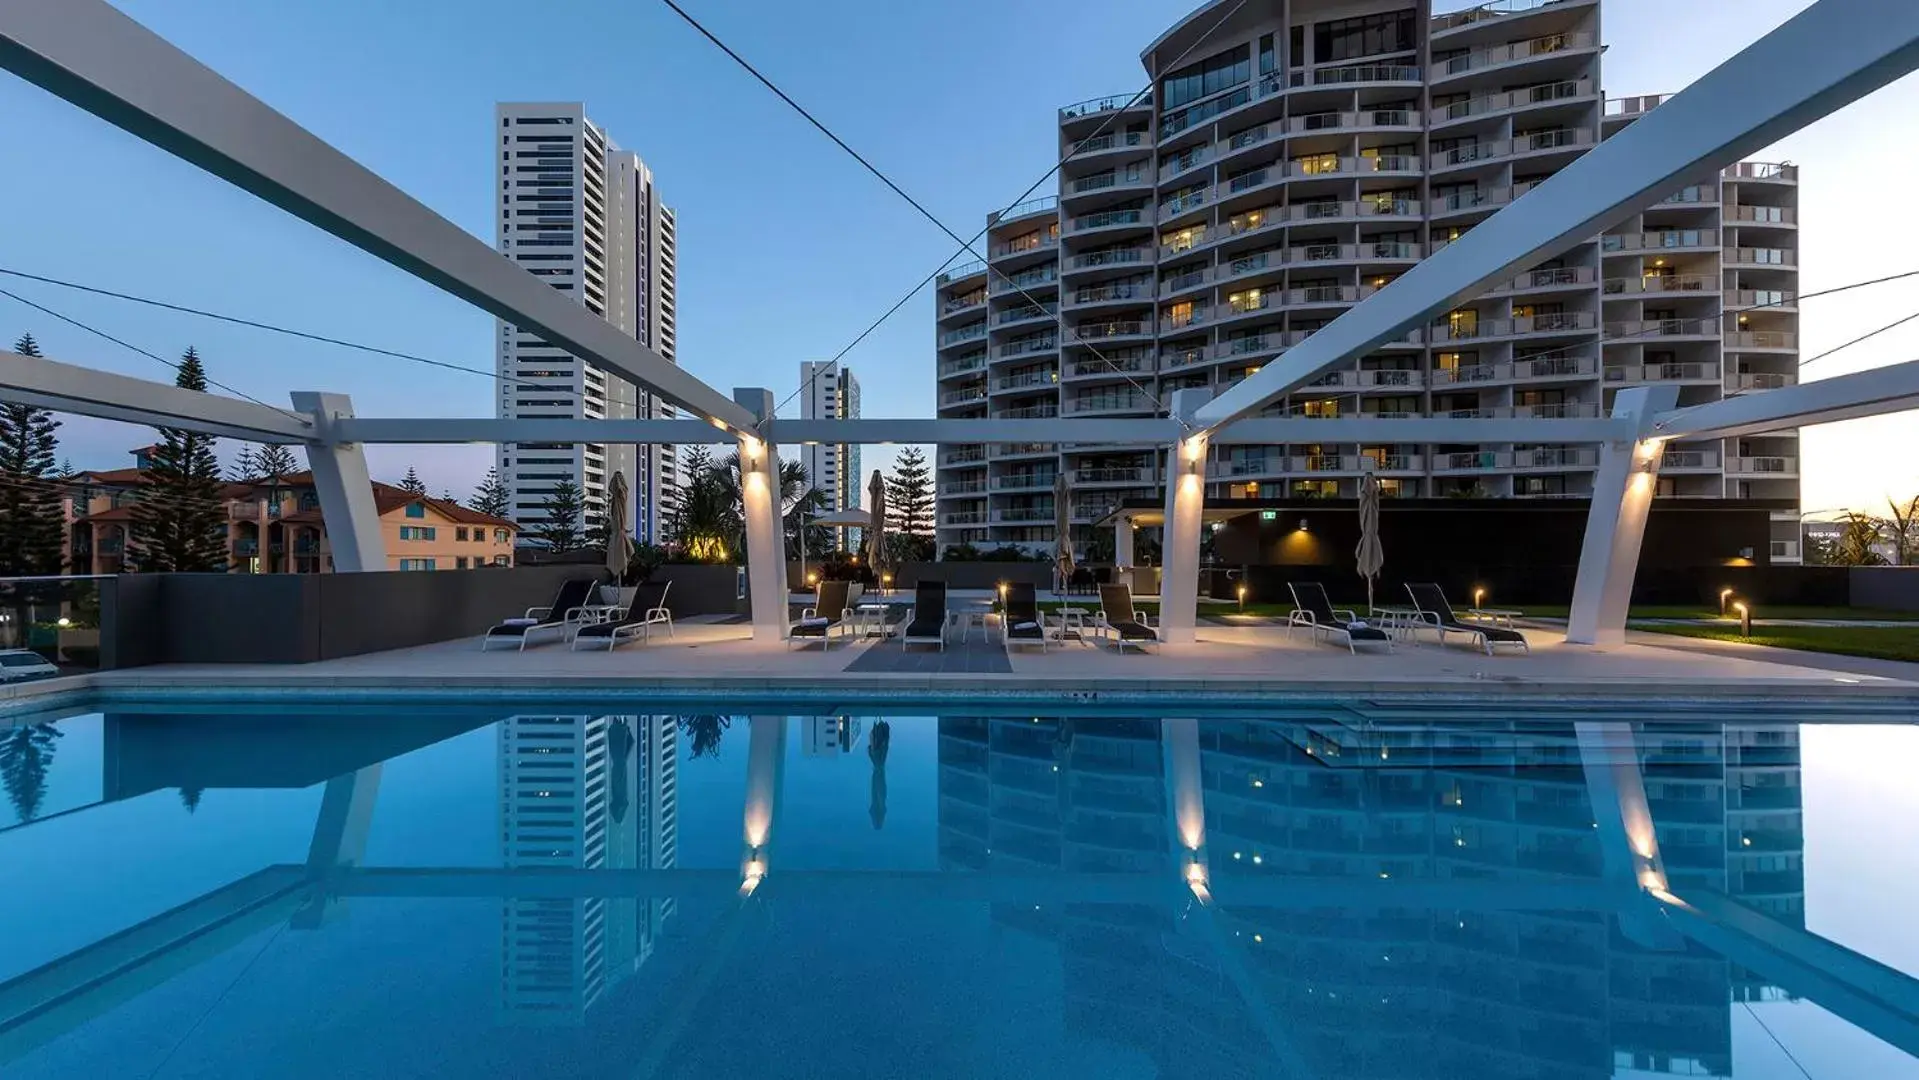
left=0, top=649, right=59, bottom=683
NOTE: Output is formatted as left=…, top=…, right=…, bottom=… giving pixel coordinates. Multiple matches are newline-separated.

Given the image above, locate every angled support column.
left=289, top=391, right=386, bottom=573
left=1566, top=386, right=1679, bottom=647
left=1158, top=389, right=1212, bottom=644
left=740, top=715, right=787, bottom=896
left=1163, top=717, right=1208, bottom=896
left=733, top=389, right=786, bottom=643
left=1113, top=513, right=1135, bottom=572
left=294, top=763, right=382, bottom=929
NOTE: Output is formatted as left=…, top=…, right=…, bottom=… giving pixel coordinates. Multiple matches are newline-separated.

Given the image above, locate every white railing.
left=1728, top=204, right=1795, bottom=225
left=1724, top=331, right=1798, bottom=350
left=1437, top=33, right=1596, bottom=77
left=1605, top=362, right=1719, bottom=382
left=936, top=260, right=986, bottom=286
left=1726, top=247, right=1796, bottom=267
left=1605, top=93, right=1673, bottom=118
left=1432, top=79, right=1593, bottom=123
left=1659, top=450, right=1720, bottom=469
left=1726, top=372, right=1796, bottom=392
left=1602, top=274, right=1716, bottom=296
left=1728, top=456, right=1798, bottom=475
left=1724, top=162, right=1797, bottom=182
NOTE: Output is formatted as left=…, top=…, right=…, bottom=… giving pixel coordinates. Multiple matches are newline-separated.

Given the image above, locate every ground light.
left=1733, top=600, right=1752, bottom=638
left=1720, top=587, right=1734, bottom=616
left=1473, top=586, right=1486, bottom=610
left=1237, top=583, right=1247, bottom=611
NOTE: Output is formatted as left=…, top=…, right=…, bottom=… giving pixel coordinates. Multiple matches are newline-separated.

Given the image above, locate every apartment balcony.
left=1075, top=467, right=1151, bottom=486
left=1213, top=123, right=1278, bottom=167
left=939, top=448, right=986, bottom=467
left=1290, top=454, right=1364, bottom=474
left=1603, top=318, right=1719, bottom=341
left=995, top=302, right=1058, bottom=328
left=1434, top=32, right=1598, bottom=80
left=1070, top=130, right=1150, bottom=161
left=1070, top=498, right=1126, bottom=523
left=1725, top=247, right=1797, bottom=269
left=1724, top=161, right=1797, bottom=184
left=1065, top=392, right=1154, bottom=416
left=1605, top=361, right=1720, bottom=383
left=938, top=322, right=988, bottom=349
left=1728, top=204, right=1796, bottom=226
left=1433, top=450, right=1515, bottom=473
left=225, top=500, right=265, bottom=520
left=1602, top=274, right=1717, bottom=297
left=939, top=292, right=987, bottom=319
left=991, top=266, right=1059, bottom=296
left=991, top=508, right=1055, bottom=524
left=1066, top=353, right=1155, bottom=380
left=1512, top=447, right=1599, bottom=470
left=1430, top=141, right=1512, bottom=171
left=993, top=370, right=1057, bottom=394
left=940, top=475, right=988, bottom=495
left=1067, top=207, right=1153, bottom=238
left=1286, top=63, right=1422, bottom=90
left=997, top=404, right=1059, bottom=420
left=938, top=354, right=986, bottom=380
left=1211, top=456, right=1282, bottom=478
left=1158, top=145, right=1211, bottom=184
left=1068, top=319, right=1153, bottom=344
left=1602, top=230, right=1717, bottom=254
left=1059, top=92, right=1152, bottom=124
left=941, top=510, right=988, bottom=526
left=1160, top=182, right=1220, bottom=218
left=1726, top=371, right=1798, bottom=393
left=1604, top=94, right=1673, bottom=122
left=996, top=336, right=1058, bottom=359
left=936, top=260, right=987, bottom=288
left=1069, top=280, right=1155, bottom=309
left=1513, top=353, right=1598, bottom=379
left=1288, top=241, right=1422, bottom=267
left=1772, top=540, right=1802, bottom=561
left=1285, top=109, right=1419, bottom=135
left=1358, top=368, right=1425, bottom=390
left=1430, top=79, right=1595, bottom=125
left=1659, top=449, right=1721, bottom=471
left=1727, top=456, right=1799, bottom=476
left=994, top=195, right=1059, bottom=226
left=1728, top=288, right=1795, bottom=311
left=1491, top=266, right=1596, bottom=294
left=1430, top=313, right=1596, bottom=344
left=1724, top=331, right=1798, bottom=352
left=939, top=386, right=987, bottom=408
left=1430, top=186, right=1516, bottom=218
left=990, top=234, right=1060, bottom=263
left=1067, top=248, right=1150, bottom=273
left=1068, top=168, right=1152, bottom=200
left=1162, top=342, right=1218, bottom=368
left=992, top=472, right=1055, bottom=492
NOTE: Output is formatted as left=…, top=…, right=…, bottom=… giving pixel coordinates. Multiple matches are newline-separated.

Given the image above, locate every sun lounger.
left=1285, top=582, right=1392, bottom=653
left=1003, top=582, right=1048, bottom=653
left=1406, top=582, right=1530, bottom=655
left=790, top=580, right=853, bottom=650
left=1096, top=584, right=1158, bottom=653
left=571, top=582, right=673, bottom=650
left=902, top=581, right=948, bottom=651
left=482, top=577, right=599, bottom=650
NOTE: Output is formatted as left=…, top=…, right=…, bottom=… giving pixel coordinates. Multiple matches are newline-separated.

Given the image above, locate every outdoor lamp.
left=1237, top=583, right=1247, bottom=610
left=807, top=572, right=818, bottom=585
left=1473, top=587, right=1486, bottom=610
left=1720, top=587, right=1734, bottom=615
left=1297, top=518, right=1309, bottom=533
left=1733, top=600, right=1751, bottom=638
left=56, top=616, right=71, bottom=628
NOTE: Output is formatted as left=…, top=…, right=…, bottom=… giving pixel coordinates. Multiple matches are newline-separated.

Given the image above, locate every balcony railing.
left=1071, top=248, right=1149, bottom=270
left=1602, top=230, right=1716, bottom=252
left=941, top=511, right=987, bottom=526
left=1605, top=93, right=1673, bottom=119
left=991, top=234, right=1059, bottom=259
left=938, top=354, right=986, bottom=379
left=1073, top=281, right=1152, bottom=305
left=226, top=500, right=263, bottom=520
left=1724, top=162, right=1797, bottom=182
left=1603, top=274, right=1715, bottom=296
left=1074, top=131, right=1147, bottom=155
left=1727, top=456, right=1798, bottom=475
left=936, top=260, right=986, bottom=286
left=1513, top=447, right=1599, bottom=469
left=1606, top=362, right=1719, bottom=382
left=1069, top=353, right=1154, bottom=378
left=996, top=304, right=1057, bottom=325
left=1728, top=288, right=1794, bottom=309
left=996, top=195, right=1059, bottom=222
left=997, top=405, right=1060, bottom=420
left=1432, top=79, right=1593, bottom=123
left=940, top=293, right=986, bottom=315
left=1358, top=368, right=1424, bottom=389
left=1438, top=32, right=1596, bottom=77
left=1511, top=403, right=1601, bottom=419
left=1066, top=394, right=1152, bottom=415
left=1070, top=320, right=1150, bottom=341
left=1433, top=0, right=1567, bottom=31
left=992, top=473, right=1055, bottom=491
left=1724, top=331, right=1797, bottom=350
left=1772, top=540, right=1802, bottom=560
left=939, top=448, right=986, bottom=466
left=1286, top=109, right=1417, bottom=134
left=940, top=480, right=987, bottom=495
left=997, top=337, right=1058, bottom=358
left=1287, top=64, right=1420, bottom=87
left=1726, top=372, right=1797, bottom=392
left=994, top=370, right=1057, bottom=392
left=1726, top=247, right=1796, bottom=267
left=992, top=266, right=1059, bottom=295
left=1660, top=450, right=1720, bottom=470
left=1070, top=208, right=1148, bottom=233
left=1728, top=204, right=1795, bottom=225
left=991, top=508, right=1054, bottom=524
left=1075, top=467, right=1148, bottom=484
left=1603, top=319, right=1714, bottom=339
left=1494, top=266, right=1595, bottom=292
left=939, top=323, right=987, bottom=347
left=1060, top=93, right=1149, bottom=121
left=1213, top=456, right=1281, bottom=477
left=939, top=387, right=987, bottom=408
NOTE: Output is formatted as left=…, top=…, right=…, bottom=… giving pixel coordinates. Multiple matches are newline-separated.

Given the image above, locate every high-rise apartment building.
left=495, top=103, right=680, bottom=544
left=934, top=0, right=1802, bottom=562
left=799, top=360, right=862, bottom=549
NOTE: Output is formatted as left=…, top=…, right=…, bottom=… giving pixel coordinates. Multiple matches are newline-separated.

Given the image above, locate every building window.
left=399, top=526, right=438, bottom=541
left=456, top=526, right=469, bottom=542
left=456, top=556, right=469, bottom=569
left=495, top=528, right=510, bottom=544
left=1160, top=44, right=1251, bottom=111
left=1314, top=12, right=1416, bottom=63
left=398, top=558, right=437, bottom=571
left=404, top=503, right=425, bottom=519
left=494, top=555, right=510, bottom=566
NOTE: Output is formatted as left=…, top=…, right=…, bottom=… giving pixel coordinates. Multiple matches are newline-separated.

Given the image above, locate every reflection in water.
left=868, top=720, right=890, bottom=830
left=938, top=716, right=1806, bottom=1079
left=498, top=714, right=679, bottom=1025
left=0, top=723, right=61, bottom=823
left=676, top=714, right=730, bottom=760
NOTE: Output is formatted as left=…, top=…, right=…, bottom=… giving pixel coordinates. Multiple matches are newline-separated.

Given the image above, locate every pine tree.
left=885, top=446, right=935, bottom=536
left=399, top=466, right=427, bottom=495
left=440, top=489, right=459, bottom=504
left=0, top=333, right=67, bottom=576
left=179, top=787, right=203, bottom=814
left=129, top=348, right=230, bottom=572
left=1, top=723, right=62, bottom=824
left=253, top=444, right=299, bottom=480
left=229, top=444, right=259, bottom=481
left=58, top=457, right=74, bottom=477
left=534, top=479, right=585, bottom=553
left=471, top=467, right=510, bottom=519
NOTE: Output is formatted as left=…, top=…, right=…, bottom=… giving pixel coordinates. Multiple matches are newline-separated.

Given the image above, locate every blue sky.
left=2, top=0, right=1916, bottom=513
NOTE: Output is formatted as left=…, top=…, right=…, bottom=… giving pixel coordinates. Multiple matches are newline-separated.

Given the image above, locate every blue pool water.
left=1, top=696, right=1916, bottom=1079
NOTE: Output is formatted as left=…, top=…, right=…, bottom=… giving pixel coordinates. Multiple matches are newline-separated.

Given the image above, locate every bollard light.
left=1733, top=600, right=1751, bottom=638
left=56, top=616, right=71, bottom=628
left=807, top=572, right=818, bottom=586
left=1473, top=586, right=1486, bottom=611
left=1237, top=583, right=1247, bottom=611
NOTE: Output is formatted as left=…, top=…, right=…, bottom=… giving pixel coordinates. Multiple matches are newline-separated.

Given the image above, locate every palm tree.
left=666, top=446, right=734, bottom=562
left=1886, top=496, right=1919, bottom=566
left=1, top=722, right=62, bottom=823
left=711, top=451, right=822, bottom=560
left=1835, top=511, right=1890, bottom=566
left=676, top=714, right=731, bottom=759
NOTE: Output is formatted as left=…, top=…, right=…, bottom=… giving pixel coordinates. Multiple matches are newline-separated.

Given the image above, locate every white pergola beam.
left=1194, top=0, right=1919, bottom=432
left=0, top=0, right=756, bottom=434
left=331, top=417, right=726, bottom=446
left=0, top=349, right=312, bottom=441
left=1651, top=358, right=1919, bottom=440
left=1209, top=417, right=1633, bottom=444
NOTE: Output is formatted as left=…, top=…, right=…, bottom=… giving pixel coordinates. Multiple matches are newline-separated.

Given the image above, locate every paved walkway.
left=24, top=614, right=1909, bottom=707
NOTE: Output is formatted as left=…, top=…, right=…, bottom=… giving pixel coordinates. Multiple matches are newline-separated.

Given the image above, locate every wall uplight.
left=1297, top=518, right=1309, bottom=533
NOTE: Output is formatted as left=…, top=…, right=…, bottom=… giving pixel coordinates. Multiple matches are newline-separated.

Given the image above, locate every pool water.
left=1, top=698, right=1916, bottom=1079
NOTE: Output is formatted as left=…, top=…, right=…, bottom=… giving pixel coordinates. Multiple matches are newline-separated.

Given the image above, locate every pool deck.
left=12, top=616, right=1910, bottom=707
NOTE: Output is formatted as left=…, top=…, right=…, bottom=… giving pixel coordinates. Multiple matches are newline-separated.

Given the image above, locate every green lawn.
left=1520, top=605, right=1919, bottom=622
left=1636, top=623, right=1919, bottom=663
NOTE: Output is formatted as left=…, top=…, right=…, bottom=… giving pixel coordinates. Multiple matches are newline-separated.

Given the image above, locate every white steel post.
left=1158, top=388, right=1212, bottom=645
left=1567, top=386, right=1680, bottom=647
left=735, top=389, right=787, bottom=644
left=290, top=391, right=387, bottom=573
left=1114, top=512, right=1135, bottom=571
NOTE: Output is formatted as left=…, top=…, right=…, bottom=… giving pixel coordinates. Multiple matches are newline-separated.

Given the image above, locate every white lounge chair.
left=571, top=582, right=674, bottom=650
left=482, top=577, right=599, bottom=651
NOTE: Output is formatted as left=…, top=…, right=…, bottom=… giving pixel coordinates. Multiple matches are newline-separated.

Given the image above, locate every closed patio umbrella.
left=864, top=469, right=888, bottom=579
left=605, top=470, right=634, bottom=582
left=1356, top=469, right=1385, bottom=613
left=1053, top=471, right=1075, bottom=595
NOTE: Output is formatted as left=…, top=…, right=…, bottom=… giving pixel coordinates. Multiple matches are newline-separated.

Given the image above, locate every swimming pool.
left=1, top=694, right=1915, bottom=1078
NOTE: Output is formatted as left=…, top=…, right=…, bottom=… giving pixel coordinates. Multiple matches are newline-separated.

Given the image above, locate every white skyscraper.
left=799, top=360, right=862, bottom=550
left=495, top=103, right=680, bottom=544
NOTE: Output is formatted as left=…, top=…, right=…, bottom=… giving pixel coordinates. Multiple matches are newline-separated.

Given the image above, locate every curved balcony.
left=939, top=447, right=986, bottom=468
left=1064, top=247, right=1151, bottom=276
left=993, top=195, right=1059, bottom=227
left=1433, top=32, right=1599, bottom=82
left=1285, top=109, right=1420, bottom=136
left=1510, top=127, right=1595, bottom=161
left=938, top=291, right=988, bottom=322
left=1728, top=288, right=1794, bottom=311
left=939, top=386, right=987, bottom=409
left=988, top=233, right=1059, bottom=271
left=1357, top=368, right=1424, bottom=390
left=1604, top=360, right=1721, bottom=383
left=993, top=368, right=1058, bottom=394
left=1065, top=391, right=1156, bottom=416
left=937, top=352, right=986, bottom=381
left=1059, top=92, right=1151, bottom=126
left=1287, top=241, right=1422, bottom=267
left=1602, top=230, right=1718, bottom=255
left=996, top=335, right=1058, bottom=360
left=1285, top=64, right=1422, bottom=91
left=1207, top=333, right=1285, bottom=364
left=1066, top=130, right=1148, bottom=161
left=1067, top=206, right=1153, bottom=237
left=1065, top=167, right=1153, bottom=203
left=1067, top=279, right=1155, bottom=311
left=994, top=302, right=1058, bottom=330
left=1217, top=247, right=1285, bottom=287
left=1430, top=79, right=1596, bottom=126
left=937, top=321, right=988, bottom=351
left=936, top=260, right=987, bottom=288
left=1724, top=331, right=1797, bottom=352
left=1430, top=186, right=1516, bottom=219
left=1492, top=266, right=1596, bottom=294
left=991, top=264, right=1059, bottom=296
left=1067, top=319, right=1154, bottom=345
left=1157, top=265, right=1214, bottom=300
left=1214, top=122, right=1278, bottom=169
left=1602, top=274, right=1717, bottom=297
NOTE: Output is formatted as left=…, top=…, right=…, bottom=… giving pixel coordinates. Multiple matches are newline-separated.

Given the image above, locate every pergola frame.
left=4, top=0, right=1919, bottom=644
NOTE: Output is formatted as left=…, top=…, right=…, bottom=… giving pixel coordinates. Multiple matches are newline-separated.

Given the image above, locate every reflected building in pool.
left=498, top=714, right=678, bottom=1024
left=937, top=715, right=1804, bottom=1079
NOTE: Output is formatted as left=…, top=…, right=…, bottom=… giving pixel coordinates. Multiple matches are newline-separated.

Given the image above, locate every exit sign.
left=1260, top=510, right=1277, bottom=521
